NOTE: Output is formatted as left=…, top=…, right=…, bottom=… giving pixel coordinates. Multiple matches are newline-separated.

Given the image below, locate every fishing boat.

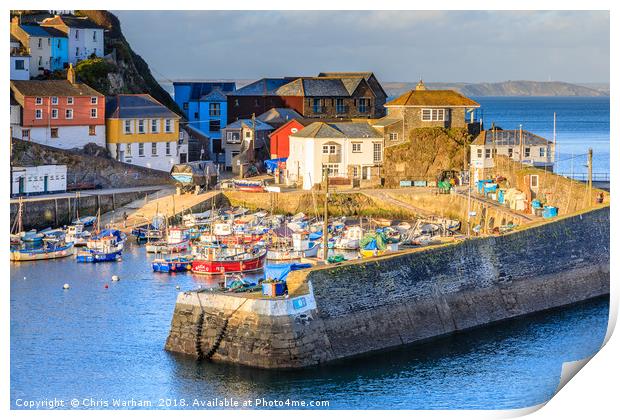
left=72, top=215, right=97, bottom=227
left=146, top=227, right=190, bottom=253
left=334, top=226, right=364, bottom=250
left=267, top=231, right=319, bottom=261
left=77, top=229, right=124, bottom=263
left=152, top=255, right=194, bottom=273
left=65, top=223, right=91, bottom=246
left=10, top=241, right=75, bottom=262
left=191, top=245, right=267, bottom=275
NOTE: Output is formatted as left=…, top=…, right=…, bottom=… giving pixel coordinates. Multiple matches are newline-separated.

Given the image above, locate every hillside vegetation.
left=383, top=127, right=472, bottom=187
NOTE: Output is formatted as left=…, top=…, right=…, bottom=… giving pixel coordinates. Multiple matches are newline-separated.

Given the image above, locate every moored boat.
left=152, top=255, right=194, bottom=273
left=77, top=229, right=124, bottom=263
left=10, top=242, right=75, bottom=262
left=191, top=246, right=267, bottom=275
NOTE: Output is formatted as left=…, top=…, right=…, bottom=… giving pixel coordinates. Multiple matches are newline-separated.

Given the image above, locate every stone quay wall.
left=10, top=190, right=150, bottom=230
left=165, top=206, right=610, bottom=368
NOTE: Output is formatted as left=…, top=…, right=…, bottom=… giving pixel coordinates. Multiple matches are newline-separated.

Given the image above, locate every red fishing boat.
left=191, top=246, right=267, bottom=275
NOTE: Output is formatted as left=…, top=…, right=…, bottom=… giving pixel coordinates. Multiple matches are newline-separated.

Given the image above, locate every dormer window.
left=91, top=97, right=98, bottom=104
left=67, top=97, right=74, bottom=105
left=35, top=97, right=43, bottom=105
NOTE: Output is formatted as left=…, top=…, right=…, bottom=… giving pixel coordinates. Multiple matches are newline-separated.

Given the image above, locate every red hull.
left=237, top=186, right=264, bottom=193
left=191, top=252, right=266, bottom=275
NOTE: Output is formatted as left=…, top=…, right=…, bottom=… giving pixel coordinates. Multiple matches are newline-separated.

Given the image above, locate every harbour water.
left=10, top=97, right=610, bottom=409
left=10, top=242, right=609, bottom=410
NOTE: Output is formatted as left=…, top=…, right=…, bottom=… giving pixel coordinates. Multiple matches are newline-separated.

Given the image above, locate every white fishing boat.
left=334, top=226, right=364, bottom=250
left=65, top=223, right=91, bottom=247
left=146, top=227, right=190, bottom=253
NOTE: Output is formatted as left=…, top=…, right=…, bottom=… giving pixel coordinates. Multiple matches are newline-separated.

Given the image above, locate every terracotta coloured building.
left=10, top=65, right=105, bottom=149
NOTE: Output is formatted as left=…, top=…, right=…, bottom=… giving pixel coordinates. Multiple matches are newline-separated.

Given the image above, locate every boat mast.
left=322, top=166, right=329, bottom=260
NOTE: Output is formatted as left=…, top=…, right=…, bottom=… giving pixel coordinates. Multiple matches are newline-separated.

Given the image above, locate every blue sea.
left=10, top=97, right=610, bottom=410
left=473, top=97, right=610, bottom=175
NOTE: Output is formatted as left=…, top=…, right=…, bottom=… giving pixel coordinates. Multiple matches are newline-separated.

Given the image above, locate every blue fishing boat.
left=76, top=229, right=124, bottom=263
left=152, top=256, right=194, bottom=273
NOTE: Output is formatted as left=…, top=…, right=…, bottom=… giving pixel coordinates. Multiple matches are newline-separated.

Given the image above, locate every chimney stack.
left=67, top=63, right=76, bottom=84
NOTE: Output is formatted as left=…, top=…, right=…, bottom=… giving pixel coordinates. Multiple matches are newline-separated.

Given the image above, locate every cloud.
left=113, top=10, right=609, bottom=83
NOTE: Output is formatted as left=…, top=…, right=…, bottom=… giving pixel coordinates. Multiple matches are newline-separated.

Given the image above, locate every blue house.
left=173, top=82, right=236, bottom=161
left=44, top=27, right=69, bottom=71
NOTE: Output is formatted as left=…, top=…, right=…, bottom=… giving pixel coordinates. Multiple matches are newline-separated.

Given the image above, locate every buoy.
left=175, top=285, right=180, bottom=290
left=63, top=283, right=70, bottom=289
left=111, top=275, right=120, bottom=282
left=104, top=284, right=109, bottom=289
left=23, top=276, right=27, bottom=280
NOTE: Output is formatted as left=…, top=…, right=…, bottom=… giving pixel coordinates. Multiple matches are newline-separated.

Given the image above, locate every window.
left=352, top=143, right=362, bottom=153
left=183, top=102, right=189, bottom=110
left=124, top=120, right=131, bottom=134
left=373, top=143, right=382, bottom=162
left=326, top=164, right=339, bottom=176
left=209, top=103, right=221, bottom=116
left=93, top=31, right=97, bottom=41
left=75, top=47, right=79, bottom=57
left=38, top=38, right=42, bottom=48
left=166, top=142, right=171, bottom=156
left=51, top=96, right=58, bottom=105
left=336, top=99, right=345, bottom=114
left=67, top=97, right=74, bottom=105
left=352, top=166, right=359, bottom=178
left=245, top=131, right=252, bottom=139
left=539, top=147, right=545, bottom=157
left=90, top=108, right=97, bottom=118
left=89, top=125, right=96, bottom=136
left=50, top=128, right=59, bottom=138
left=313, top=98, right=322, bottom=113
left=525, top=147, right=531, bottom=158
left=485, top=148, right=491, bottom=159
left=165, top=119, right=172, bottom=133
left=508, top=148, right=513, bottom=158
left=35, top=97, right=43, bottom=105
left=151, top=119, right=159, bottom=133
left=35, top=109, right=43, bottom=119
left=477, top=148, right=483, bottom=159
left=530, top=174, right=539, bottom=188
left=209, top=120, right=221, bottom=133
left=22, top=129, right=30, bottom=140
left=126, top=143, right=132, bottom=157
left=38, top=56, right=42, bottom=66
left=91, top=97, right=98, bottom=104
left=51, top=109, right=58, bottom=119
left=65, top=109, right=73, bottom=119
left=151, top=142, right=158, bottom=156
left=322, top=144, right=337, bottom=154
left=421, top=109, right=446, bottom=121
left=234, top=99, right=239, bottom=107
left=362, top=166, right=372, bottom=180
left=57, top=39, right=61, bottom=48
left=388, top=133, right=398, bottom=142
left=358, top=98, right=370, bottom=113
left=194, top=112, right=199, bottom=119
left=254, top=98, right=259, bottom=107
left=15, top=59, right=25, bottom=70
left=227, top=132, right=240, bottom=143
left=75, top=29, right=79, bottom=39
left=138, top=120, right=145, bottom=134
left=138, top=143, right=145, bottom=156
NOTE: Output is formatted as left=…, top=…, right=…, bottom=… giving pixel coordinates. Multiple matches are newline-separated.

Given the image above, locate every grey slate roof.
left=106, top=94, right=180, bottom=119
left=275, top=77, right=360, bottom=97
left=41, top=15, right=104, bottom=29
left=11, top=80, right=102, bottom=100
left=257, top=108, right=303, bottom=124
left=293, top=122, right=382, bottom=139
left=200, top=88, right=228, bottom=102
left=371, top=117, right=401, bottom=128
left=173, top=81, right=236, bottom=101
left=472, top=130, right=551, bottom=146
left=224, top=119, right=273, bottom=131
left=19, top=25, right=62, bottom=37
left=232, top=78, right=298, bottom=96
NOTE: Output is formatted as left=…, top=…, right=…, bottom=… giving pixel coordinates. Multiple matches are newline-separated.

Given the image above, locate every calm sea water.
left=10, top=242, right=609, bottom=410
left=10, top=97, right=610, bottom=410
left=472, top=97, right=610, bottom=175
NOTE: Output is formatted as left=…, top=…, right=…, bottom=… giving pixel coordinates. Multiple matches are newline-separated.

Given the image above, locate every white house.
left=10, top=35, right=30, bottom=80
left=41, top=15, right=104, bottom=64
left=470, top=128, right=555, bottom=183
left=286, top=122, right=384, bottom=190
left=11, top=165, right=67, bottom=196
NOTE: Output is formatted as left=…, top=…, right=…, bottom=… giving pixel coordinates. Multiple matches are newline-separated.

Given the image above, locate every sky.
left=113, top=10, right=610, bottom=84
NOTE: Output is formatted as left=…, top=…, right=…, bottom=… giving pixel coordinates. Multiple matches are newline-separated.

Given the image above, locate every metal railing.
left=556, top=172, right=610, bottom=182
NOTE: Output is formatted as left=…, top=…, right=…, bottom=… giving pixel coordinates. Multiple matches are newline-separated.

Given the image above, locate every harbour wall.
left=165, top=205, right=610, bottom=368
left=10, top=190, right=156, bottom=230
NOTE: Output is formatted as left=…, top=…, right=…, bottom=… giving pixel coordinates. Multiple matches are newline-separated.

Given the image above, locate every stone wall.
left=165, top=206, right=610, bottom=368
left=10, top=190, right=151, bottom=230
